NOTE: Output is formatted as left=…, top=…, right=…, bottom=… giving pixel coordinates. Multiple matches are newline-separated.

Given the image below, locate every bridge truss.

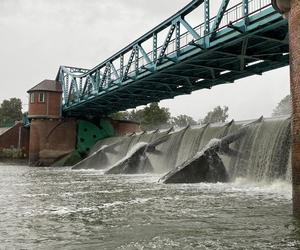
left=56, top=0, right=289, bottom=117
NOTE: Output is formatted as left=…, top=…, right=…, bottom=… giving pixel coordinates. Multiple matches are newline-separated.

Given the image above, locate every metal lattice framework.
left=56, top=0, right=289, bottom=117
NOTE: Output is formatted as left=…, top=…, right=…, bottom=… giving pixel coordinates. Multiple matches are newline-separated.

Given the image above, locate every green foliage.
left=128, top=109, right=144, bottom=123
left=110, top=103, right=171, bottom=130
left=272, top=95, right=291, bottom=117
left=109, top=109, right=144, bottom=122
left=0, top=98, right=22, bottom=127
left=202, top=106, right=229, bottom=124
left=142, top=103, right=171, bottom=130
left=0, top=148, right=25, bottom=159
left=171, top=115, right=197, bottom=128
left=110, top=112, right=127, bottom=120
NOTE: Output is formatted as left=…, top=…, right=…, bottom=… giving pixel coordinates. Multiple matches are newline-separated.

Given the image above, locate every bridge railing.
left=126, top=0, right=271, bottom=78
left=57, top=0, right=273, bottom=108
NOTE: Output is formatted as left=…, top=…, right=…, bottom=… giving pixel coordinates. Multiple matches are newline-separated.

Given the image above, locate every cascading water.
left=73, top=116, right=291, bottom=183
left=3, top=116, right=294, bottom=249
left=228, top=117, right=291, bottom=181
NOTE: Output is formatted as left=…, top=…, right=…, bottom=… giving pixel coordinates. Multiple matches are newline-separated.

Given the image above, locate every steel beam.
left=210, top=0, right=231, bottom=40
left=56, top=0, right=287, bottom=117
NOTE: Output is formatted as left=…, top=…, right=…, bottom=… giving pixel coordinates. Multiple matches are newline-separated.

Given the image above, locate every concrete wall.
left=28, top=91, right=61, bottom=119
left=29, top=119, right=76, bottom=166
left=0, top=123, right=30, bottom=156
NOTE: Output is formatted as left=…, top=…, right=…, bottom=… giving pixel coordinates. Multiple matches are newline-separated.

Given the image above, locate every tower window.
left=30, top=93, right=35, bottom=103
left=38, top=92, right=45, bottom=103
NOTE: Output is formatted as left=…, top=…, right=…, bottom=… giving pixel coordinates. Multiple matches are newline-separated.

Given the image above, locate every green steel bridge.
left=56, top=0, right=288, bottom=117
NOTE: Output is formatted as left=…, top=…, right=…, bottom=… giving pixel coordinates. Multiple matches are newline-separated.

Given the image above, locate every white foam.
left=108, top=142, right=148, bottom=169
left=126, top=142, right=148, bottom=156
left=232, top=178, right=292, bottom=199
left=101, top=197, right=151, bottom=208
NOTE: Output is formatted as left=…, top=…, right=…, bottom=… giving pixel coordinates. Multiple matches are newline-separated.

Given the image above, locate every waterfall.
left=74, top=116, right=291, bottom=182
left=228, top=116, right=291, bottom=181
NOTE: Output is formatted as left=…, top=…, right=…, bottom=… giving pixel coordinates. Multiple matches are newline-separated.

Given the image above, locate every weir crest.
left=73, top=116, right=291, bottom=183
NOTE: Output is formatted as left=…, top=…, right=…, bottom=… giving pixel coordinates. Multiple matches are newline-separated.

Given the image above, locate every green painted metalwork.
left=56, top=0, right=288, bottom=117
left=204, top=0, right=210, bottom=34
left=210, top=0, right=231, bottom=40
left=76, top=120, right=114, bottom=155
left=22, top=112, right=30, bottom=127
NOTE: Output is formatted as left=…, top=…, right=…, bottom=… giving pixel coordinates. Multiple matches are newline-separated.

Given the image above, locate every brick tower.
left=27, top=80, right=62, bottom=119
left=27, top=80, right=76, bottom=166
left=272, top=0, right=300, bottom=217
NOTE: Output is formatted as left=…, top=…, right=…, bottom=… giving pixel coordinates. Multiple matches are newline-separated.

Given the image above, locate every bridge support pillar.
left=29, top=119, right=76, bottom=166
left=289, top=0, right=300, bottom=218
left=273, top=0, right=300, bottom=217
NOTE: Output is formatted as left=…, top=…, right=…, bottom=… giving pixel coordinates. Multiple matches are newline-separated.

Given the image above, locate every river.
left=0, top=164, right=298, bottom=249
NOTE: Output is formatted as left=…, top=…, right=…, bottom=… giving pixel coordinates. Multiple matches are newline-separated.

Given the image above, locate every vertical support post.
left=107, top=64, right=111, bottom=86
left=175, top=21, right=181, bottom=56
left=289, top=0, right=300, bottom=218
left=153, top=33, right=158, bottom=63
left=65, top=75, right=69, bottom=104
left=204, top=0, right=210, bottom=35
left=96, top=69, right=100, bottom=89
left=18, top=126, right=22, bottom=150
left=59, top=69, right=66, bottom=105
left=242, top=0, right=249, bottom=25
left=79, top=78, right=83, bottom=94
left=120, top=54, right=124, bottom=79
left=204, top=0, right=210, bottom=47
left=87, top=77, right=92, bottom=94
left=135, top=46, right=139, bottom=77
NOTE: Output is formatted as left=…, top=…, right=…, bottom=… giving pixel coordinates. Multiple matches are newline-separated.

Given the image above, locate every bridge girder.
left=57, top=0, right=289, bottom=117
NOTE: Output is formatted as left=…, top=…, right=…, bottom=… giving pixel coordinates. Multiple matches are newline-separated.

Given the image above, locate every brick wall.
left=289, top=0, right=300, bottom=216
left=110, top=119, right=141, bottom=136
left=29, top=119, right=76, bottom=166
left=0, top=123, right=30, bottom=156
left=28, top=91, right=61, bottom=119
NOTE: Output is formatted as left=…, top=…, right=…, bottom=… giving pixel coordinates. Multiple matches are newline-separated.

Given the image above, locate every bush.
left=0, top=148, right=26, bottom=159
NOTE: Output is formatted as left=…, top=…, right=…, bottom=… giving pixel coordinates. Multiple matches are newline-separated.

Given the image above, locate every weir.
left=73, top=116, right=291, bottom=184
left=18, top=0, right=300, bottom=217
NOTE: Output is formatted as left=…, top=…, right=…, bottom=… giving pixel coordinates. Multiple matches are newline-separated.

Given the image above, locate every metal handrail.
left=60, top=0, right=273, bottom=105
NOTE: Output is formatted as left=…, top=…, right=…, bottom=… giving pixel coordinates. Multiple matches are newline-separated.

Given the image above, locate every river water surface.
left=0, top=165, right=299, bottom=249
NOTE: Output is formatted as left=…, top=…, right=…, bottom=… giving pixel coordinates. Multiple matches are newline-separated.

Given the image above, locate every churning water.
left=85, top=116, right=292, bottom=180
left=0, top=165, right=298, bottom=249
left=1, top=116, right=298, bottom=249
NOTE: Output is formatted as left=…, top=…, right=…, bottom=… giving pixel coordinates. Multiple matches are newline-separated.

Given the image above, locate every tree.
left=202, top=106, right=229, bottom=124
left=272, top=95, right=291, bottom=117
left=128, top=109, right=144, bottom=123
left=110, top=103, right=171, bottom=130
left=109, top=109, right=144, bottom=122
left=0, top=98, right=23, bottom=126
left=142, top=103, right=171, bottom=130
left=171, top=115, right=197, bottom=128
left=109, top=111, right=129, bottom=120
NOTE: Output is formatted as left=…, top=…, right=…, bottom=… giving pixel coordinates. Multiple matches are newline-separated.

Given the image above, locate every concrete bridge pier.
left=272, top=0, right=300, bottom=217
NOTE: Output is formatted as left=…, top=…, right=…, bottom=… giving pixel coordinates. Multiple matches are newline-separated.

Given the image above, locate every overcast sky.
left=0, top=0, right=290, bottom=121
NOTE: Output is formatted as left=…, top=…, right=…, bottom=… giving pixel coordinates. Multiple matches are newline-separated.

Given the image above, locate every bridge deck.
left=57, top=0, right=288, bottom=117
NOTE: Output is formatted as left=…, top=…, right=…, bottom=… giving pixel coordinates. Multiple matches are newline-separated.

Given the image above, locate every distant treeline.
left=110, top=102, right=229, bottom=130
left=0, top=98, right=22, bottom=127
